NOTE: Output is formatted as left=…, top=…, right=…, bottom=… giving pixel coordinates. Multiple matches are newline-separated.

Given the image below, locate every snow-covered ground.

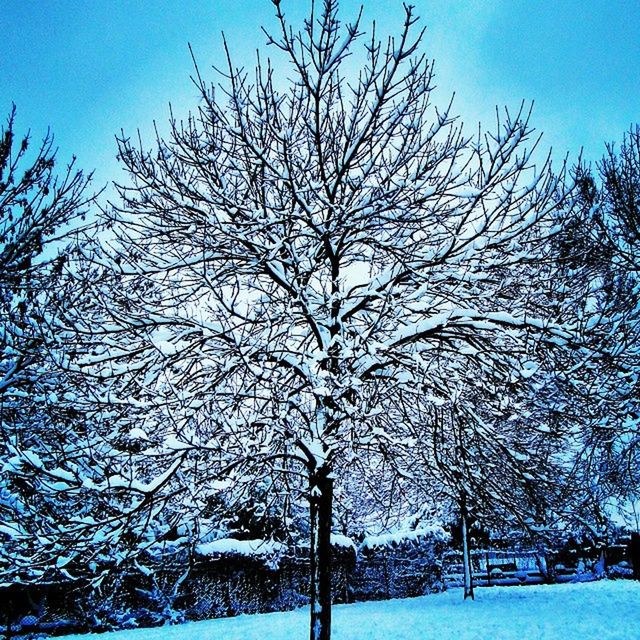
left=63, top=580, right=639, bottom=640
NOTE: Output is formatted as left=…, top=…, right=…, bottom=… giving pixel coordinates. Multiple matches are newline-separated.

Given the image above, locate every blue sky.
left=1, top=1, right=638, bottom=192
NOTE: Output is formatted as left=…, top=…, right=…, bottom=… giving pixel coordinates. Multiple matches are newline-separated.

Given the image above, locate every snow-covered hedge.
left=359, top=526, right=449, bottom=554
left=195, top=538, right=286, bottom=570
left=0, top=530, right=448, bottom=634
left=350, top=526, right=450, bottom=601
left=196, top=538, right=285, bottom=558
left=330, top=534, right=358, bottom=554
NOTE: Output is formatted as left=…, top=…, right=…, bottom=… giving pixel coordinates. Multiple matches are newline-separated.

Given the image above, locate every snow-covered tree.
left=59, top=2, right=578, bottom=637
left=374, top=351, right=584, bottom=591
left=0, top=106, right=95, bottom=581
left=0, top=104, right=93, bottom=396
left=570, top=127, right=640, bottom=539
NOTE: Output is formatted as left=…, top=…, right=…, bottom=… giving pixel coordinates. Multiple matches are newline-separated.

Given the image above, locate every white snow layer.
left=195, top=538, right=285, bottom=558
left=59, top=580, right=640, bottom=640
left=359, top=525, right=449, bottom=552
left=330, top=534, right=357, bottom=552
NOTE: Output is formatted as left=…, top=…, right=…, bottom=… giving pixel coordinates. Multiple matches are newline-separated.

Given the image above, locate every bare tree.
left=60, top=2, right=576, bottom=637
left=0, top=105, right=93, bottom=396
left=375, top=354, right=581, bottom=596
left=571, top=127, right=640, bottom=563
left=0, top=106, right=95, bottom=581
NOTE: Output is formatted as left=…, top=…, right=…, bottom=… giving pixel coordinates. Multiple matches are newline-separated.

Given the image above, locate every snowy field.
left=62, top=580, right=640, bottom=640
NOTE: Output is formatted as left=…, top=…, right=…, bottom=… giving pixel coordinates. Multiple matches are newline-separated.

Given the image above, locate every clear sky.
left=1, top=1, right=638, bottom=193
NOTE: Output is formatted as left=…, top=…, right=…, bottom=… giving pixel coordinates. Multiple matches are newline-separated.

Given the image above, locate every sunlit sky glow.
left=2, top=1, right=638, bottom=192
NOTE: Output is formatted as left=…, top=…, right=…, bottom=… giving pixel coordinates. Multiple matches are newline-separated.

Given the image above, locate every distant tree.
left=0, top=105, right=94, bottom=581
left=58, top=2, right=577, bottom=637
left=598, top=126, right=640, bottom=261
left=0, top=104, right=93, bottom=395
left=384, top=359, right=582, bottom=592
left=571, top=127, right=640, bottom=542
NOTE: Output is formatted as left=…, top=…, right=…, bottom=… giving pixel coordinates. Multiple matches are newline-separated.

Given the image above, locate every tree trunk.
left=461, top=508, right=474, bottom=600
left=536, top=548, right=557, bottom=584
left=309, top=467, right=334, bottom=640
